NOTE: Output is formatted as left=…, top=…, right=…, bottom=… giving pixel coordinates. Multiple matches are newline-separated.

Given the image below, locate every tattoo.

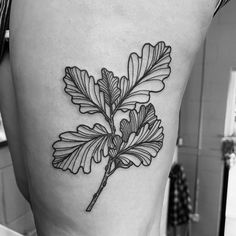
left=52, top=42, right=172, bottom=212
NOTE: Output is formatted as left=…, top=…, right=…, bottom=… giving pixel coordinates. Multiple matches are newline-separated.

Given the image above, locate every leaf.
left=116, top=42, right=172, bottom=111
left=98, top=68, right=121, bottom=107
left=64, top=66, right=106, bottom=114
left=116, top=121, right=164, bottom=168
left=120, top=104, right=157, bottom=142
left=109, top=135, right=133, bottom=169
left=52, top=124, right=112, bottom=174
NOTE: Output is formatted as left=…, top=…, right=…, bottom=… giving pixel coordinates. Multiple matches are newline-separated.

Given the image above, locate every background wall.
left=0, top=146, right=36, bottom=235
left=179, top=2, right=236, bottom=236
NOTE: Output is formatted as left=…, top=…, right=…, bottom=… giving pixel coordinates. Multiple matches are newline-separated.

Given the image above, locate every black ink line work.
left=52, top=42, right=172, bottom=212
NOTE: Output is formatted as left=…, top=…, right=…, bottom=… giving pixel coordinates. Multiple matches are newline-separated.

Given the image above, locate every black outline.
left=52, top=41, right=172, bottom=212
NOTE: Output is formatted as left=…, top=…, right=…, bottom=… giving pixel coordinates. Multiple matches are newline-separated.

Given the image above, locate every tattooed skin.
left=52, top=42, right=172, bottom=212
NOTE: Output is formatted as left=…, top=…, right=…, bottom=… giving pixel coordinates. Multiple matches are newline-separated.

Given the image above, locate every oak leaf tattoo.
left=52, top=42, right=172, bottom=212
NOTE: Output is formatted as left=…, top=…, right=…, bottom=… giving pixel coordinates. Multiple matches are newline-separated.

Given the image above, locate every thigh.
left=8, top=1, right=216, bottom=235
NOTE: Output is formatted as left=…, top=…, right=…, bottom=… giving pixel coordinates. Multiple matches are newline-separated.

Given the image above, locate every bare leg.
left=0, top=0, right=218, bottom=235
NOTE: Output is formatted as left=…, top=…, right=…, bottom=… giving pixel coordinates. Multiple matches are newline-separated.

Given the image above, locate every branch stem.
left=86, top=158, right=114, bottom=212
left=109, top=115, right=116, bottom=134
left=86, top=100, right=118, bottom=212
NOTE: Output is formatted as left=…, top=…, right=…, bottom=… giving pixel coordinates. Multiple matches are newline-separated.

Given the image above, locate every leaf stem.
left=86, top=158, right=114, bottom=212
left=109, top=115, right=116, bottom=135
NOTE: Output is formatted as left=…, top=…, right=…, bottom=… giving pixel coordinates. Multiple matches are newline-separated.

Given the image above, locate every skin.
left=0, top=0, right=218, bottom=235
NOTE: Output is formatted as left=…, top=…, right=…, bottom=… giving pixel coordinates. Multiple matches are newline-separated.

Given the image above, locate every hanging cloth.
left=168, top=163, right=192, bottom=226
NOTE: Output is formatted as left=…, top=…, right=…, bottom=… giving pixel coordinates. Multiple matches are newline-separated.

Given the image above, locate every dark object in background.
left=214, top=0, right=231, bottom=16
left=168, top=163, right=192, bottom=227
left=222, top=139, right=234, bottom=158
left=219, top=139, right=235, bottom=236
left=0, top=0, right=11, bottom=62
